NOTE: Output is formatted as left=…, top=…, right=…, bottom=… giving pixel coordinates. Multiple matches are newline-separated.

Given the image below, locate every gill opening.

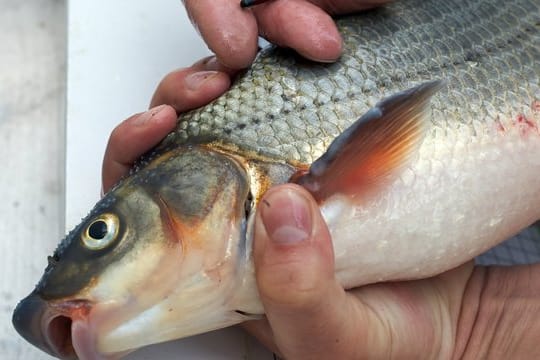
left=244, top=190, right=254, bottom=219
left=156, top=195, right=183, bottom=248
left=47, top=315, right=75, bottom=358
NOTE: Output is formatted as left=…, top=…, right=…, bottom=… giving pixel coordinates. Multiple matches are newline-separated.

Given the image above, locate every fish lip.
left=13, top=293, right=61, bottom=358
left=12, top=292, right=104, bottom=360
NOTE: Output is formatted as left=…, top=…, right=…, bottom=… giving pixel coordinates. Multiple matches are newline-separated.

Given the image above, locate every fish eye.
left=81, top=213, right=120, bottom=250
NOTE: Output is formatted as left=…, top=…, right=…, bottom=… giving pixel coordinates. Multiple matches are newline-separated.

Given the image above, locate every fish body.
left=13, top=0, right=540, bottom=358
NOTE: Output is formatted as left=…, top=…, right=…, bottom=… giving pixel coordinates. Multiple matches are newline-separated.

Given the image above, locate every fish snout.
left=13, top=293, right=95, bottom=359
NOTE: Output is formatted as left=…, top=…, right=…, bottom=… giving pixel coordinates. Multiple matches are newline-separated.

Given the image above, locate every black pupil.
left=88, top=220, right=108, bottom=240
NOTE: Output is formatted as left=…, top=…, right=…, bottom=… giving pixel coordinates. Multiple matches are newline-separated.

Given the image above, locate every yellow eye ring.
left=81, top=214, right=120, bottom=250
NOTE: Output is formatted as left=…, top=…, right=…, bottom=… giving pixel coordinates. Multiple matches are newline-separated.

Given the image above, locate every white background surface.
left=66, top=0, right=211, bottom=229
left=67, top=0, right=271, bottom=358
left=1, top=1, right=66, bottom=359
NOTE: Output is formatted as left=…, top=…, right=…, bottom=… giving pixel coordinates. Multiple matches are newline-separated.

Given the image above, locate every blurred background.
left=0, top=1, right=66, bottom=357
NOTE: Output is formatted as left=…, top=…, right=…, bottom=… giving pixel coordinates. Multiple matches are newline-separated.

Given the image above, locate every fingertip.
left=259, top=185, right=314, bottom=245
left=254, top=1, right=343, bottom=63
left=150, top=69, right=231, bottom=111
left=213, top=37, right=259, bottom=69
left=298, top=26, right=343, bottom=63
left=201, top=8, right=259, bottom=69
left=192, top=55, right=240, bottom=76
left=184, top=0, right=259, bottom=69
left=253, top=184, right=334, bottom=309
left=121, top=105, right=177, bottom=139
left=128, top=104, right=177, bottom=128
left=151, top=104, right=178, bottom=128
left=102, top=105, right=178, bottom=193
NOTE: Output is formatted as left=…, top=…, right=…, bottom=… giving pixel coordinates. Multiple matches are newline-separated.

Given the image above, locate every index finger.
left=183, top=0, right=259, bottom=69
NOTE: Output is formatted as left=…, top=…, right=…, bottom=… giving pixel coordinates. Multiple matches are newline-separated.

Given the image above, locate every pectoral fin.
left=294, top=81, right=443, bottom=202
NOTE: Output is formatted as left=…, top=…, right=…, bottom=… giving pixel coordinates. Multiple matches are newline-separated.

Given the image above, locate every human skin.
left=181, top=0, right=390, bottom=68
left=103, top=1, right=540, bottom=357
left=101, top=60, right=540, bottom=359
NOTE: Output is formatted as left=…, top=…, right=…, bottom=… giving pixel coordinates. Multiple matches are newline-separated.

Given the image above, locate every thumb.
left=252, top=184, right=362, bottom=359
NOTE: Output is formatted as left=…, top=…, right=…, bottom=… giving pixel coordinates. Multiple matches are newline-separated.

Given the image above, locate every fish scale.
left=12, top=0, right=540, bottom=358
left=149, top=0, right=540, bottom=165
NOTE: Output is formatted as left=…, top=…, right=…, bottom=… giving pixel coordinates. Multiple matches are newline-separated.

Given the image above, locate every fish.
left=13, top=0, right=540, bottom=358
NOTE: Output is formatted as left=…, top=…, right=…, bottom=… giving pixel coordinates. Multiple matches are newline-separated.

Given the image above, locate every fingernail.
left=302, top=32, right=343, bottom=63
left=202, top=56, right=220, bottom=71
left=133, top=104, right=168, bottom=126
left=185, top=70, right=219, bottom=90
left=260, top=188, right=312, bottom=244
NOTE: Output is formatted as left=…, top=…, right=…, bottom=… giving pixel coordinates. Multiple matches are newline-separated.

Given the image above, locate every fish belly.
left=327, top=119, right=540, bottom=288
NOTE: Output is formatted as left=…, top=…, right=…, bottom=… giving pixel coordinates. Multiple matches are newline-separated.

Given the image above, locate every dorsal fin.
left=294, top=81, right=443, bottom=202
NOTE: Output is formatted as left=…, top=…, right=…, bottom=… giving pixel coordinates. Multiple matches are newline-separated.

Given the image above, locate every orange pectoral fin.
left=294, top=81, right=443, bottom=202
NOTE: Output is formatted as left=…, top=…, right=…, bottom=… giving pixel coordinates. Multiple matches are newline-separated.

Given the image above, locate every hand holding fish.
left=181, top=0, right=390, bottom=68
left=101, top=60, right=540, bottom=359
left=102, top=56, right=236, bottom=192
left=14, top=0, right=540, bottom=358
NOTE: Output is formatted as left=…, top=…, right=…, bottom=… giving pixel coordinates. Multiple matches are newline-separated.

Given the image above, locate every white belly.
left=325, top=117, right=540, bottom=288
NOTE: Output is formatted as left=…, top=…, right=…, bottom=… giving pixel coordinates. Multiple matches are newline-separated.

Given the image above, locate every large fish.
left=13, top=0, right=540, bottom=358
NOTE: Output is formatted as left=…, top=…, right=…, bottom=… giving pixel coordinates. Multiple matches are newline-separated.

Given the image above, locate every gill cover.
left=13, top=146, right=255, bottom=358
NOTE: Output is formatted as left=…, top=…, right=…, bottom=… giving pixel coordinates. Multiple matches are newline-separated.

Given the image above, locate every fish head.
left=13, top=146, right=260, bottom=359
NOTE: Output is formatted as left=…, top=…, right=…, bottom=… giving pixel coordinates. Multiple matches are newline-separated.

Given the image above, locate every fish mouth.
left=46, top=314, right=75, bottom=358
left=13, top=293, right=112, bottom=360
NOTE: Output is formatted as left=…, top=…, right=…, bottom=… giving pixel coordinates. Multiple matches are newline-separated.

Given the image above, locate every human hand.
left=102, top=57, right=235, bottom=192
left=101, top=60, right=540, bottom=359
left=182, top=0, right=391, bottom=69
left=103, top=57, right=454, bottom=357
left=244, top=184, right=540, bottom=359
left=244, top=184, right=472, bottom=359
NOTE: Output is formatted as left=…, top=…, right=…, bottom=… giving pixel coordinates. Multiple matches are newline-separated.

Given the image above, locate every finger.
left=190, top=55, right=239, bottom=76
left=150, top=56, right=233, bottom=111
left=183, top=0, right=259, bottom=69
left=102, top=105, right=177, bottom=193
left=253, top=184, right=366, bottom=359
left=105, top=57, right=233, bottom=193
left=253, top=185, right=473, bottom=358
left=252, top=0, right=342, bottom=62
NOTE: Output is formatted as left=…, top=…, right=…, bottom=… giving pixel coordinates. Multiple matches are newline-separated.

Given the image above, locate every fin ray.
left=294, top=81, right=443, bottom=202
